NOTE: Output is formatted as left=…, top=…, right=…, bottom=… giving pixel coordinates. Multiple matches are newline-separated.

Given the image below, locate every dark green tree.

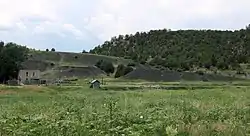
left=0, top=41, right=4, bottom=47
left=124, top=66, right=133, bottom=75
left=0, top=42, right=28, bottom=82
left=115, top=64, right=126, bottom=78
left=95, top=60, right=115, bottom=74
left=82, top=50, right=87, bottom=53
left=115, top=64, right=134, bottom=78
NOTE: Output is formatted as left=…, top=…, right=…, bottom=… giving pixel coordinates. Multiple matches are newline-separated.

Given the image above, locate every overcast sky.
left=0, top=0, right=250, bottom=52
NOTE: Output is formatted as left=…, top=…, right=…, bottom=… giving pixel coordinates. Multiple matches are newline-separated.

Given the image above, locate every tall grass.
left=0, top=85, right=249, bottom=136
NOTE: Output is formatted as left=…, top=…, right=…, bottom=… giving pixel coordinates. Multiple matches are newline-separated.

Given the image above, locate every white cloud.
left=0, top=0, right=57, bottom=26
left=84, top=0, right=250, bottom=41
left=63, top=24, right=84, bottom=38
left=16, top=22, right=27, bottom=30
left=1, top=0, right=250, bottom=51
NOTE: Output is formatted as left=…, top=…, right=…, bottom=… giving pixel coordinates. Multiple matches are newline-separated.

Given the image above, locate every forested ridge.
left=90, top=25, right=250, bottom=71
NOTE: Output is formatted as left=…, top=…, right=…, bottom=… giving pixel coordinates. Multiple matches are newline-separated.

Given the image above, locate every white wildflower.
left=166, top=126, right=178, bottom=136
left=140, top=115, right=143, bottom=119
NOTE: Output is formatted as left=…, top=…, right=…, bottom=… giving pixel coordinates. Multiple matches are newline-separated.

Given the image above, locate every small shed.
left=90, top=80, right=101, bottom=89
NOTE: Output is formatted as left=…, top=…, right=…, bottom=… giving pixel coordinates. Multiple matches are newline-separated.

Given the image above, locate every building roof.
left=19, top=69, right=41, bottom=72
left=91, top=80, right=100, bottom=84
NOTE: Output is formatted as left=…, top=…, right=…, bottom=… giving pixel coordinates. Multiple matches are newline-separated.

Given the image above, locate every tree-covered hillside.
left=90, top=26, right=250, bottom=71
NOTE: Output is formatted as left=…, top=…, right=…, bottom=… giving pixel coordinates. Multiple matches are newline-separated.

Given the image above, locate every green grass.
left=0, top=83, right=249, bottom=136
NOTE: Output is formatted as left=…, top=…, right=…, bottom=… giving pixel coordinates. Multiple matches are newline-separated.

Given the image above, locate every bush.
left=115, top=64, right=126, bottom=78
left=50, top=63, right=55, bottom=67
left=236, top=69, right=245, bottom=75
left=140, top=61, right=146, bottom=65
left=124, top=66, right=133, bottom=75
left=95, top=60, right=103, bottom=68
left=124, top=56, right=131, bottom=59
left=103, top=62, right=115, bottom=74
left=95, top=60, right=115, bottom=74
left=82, top=50, right=87, bottom=53
left=196, top=70, right=204, bottom=75
left=127, top=63, right=136, bottom=67
left=115, top=64, right=134, bottom=78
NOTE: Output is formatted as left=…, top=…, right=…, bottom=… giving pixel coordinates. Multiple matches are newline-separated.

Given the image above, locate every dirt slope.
left=23, top=51, right=132, bottom=78
left=55, top=66, right=105, bottom=78
left=124, top=67, right=241, bottom=82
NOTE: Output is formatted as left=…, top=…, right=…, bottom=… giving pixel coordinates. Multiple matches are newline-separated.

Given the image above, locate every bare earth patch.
left=24, top=85, right=45, bottom=92
left=212, top=123, right=228, bottom=132
left=0, top=90, right=15, bottom=95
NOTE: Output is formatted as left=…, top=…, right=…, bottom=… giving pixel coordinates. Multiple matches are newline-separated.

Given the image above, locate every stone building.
left=18, top=70, right=41, bottom=84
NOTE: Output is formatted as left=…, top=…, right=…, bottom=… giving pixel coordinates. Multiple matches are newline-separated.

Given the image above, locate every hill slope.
left=124, top=67, right=238, bottom=82
left=23, top=51, right=133, bottom=78
left=20, top=50, right=244, bottom=82
left=90, top=27, right=250, bottom=71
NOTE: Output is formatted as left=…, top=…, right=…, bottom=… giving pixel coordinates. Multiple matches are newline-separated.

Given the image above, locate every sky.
left=0, top=0, right=250, bottom=52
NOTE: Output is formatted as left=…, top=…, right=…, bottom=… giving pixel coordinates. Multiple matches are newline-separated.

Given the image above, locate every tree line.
left=90, top=25, right=250, bottom=71
left=0, top=41, right=29, bottom=82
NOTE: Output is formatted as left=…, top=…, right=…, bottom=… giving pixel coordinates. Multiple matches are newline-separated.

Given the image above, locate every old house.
left=18, top=70, right=41, bottom=84
left=90, top=80, right=101, bottom=89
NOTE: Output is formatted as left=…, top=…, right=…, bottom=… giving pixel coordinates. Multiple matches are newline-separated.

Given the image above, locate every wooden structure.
left=90, top=80, right=101, bottom=89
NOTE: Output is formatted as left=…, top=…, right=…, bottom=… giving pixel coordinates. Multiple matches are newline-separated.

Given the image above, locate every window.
left=26, top=72, right=28, bottom=77
left=33, top=72, right=35, bottom=77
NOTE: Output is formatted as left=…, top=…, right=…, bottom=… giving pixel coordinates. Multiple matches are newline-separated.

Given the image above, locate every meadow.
left=0, top=81, right=250, bottom=136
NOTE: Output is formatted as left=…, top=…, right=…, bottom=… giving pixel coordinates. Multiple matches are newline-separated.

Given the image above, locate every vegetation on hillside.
left=115, top=64, right=134, bottom=78
left=0, top=41, right=28, bottom=82
left=90, top=25, right=250, bottom=71
left=95, top=60, right=115, bottom=75
left=51, top=48, right=56, bottom=52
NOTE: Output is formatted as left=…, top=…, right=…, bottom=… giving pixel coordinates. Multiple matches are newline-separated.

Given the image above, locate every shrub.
left=103, top=62, right=115, bottom=74
left=127, top=63, right=136, bottom=67
left=50, top=63, right=55, bottom=67
left=115, top=64, right=134, bottom=78
left=196, top=70, right=204, bottom=75
left=95, top=60, right=103, bottom=68
left=124, top=56, right=131, bottom=59
left=115, top=64, right=126, bottom=78
left=236, top=69, right=245, bottom=75
left=82, top=50, right=87, bottom=53
left=140, top=61, right=146, bottom=65
left=95, top=60, right=115, bottom=74
left=124, top=66, right=133, bottom=75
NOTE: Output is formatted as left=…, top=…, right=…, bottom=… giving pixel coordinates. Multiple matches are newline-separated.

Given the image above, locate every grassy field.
left=0, top=81, right=250, bottom=136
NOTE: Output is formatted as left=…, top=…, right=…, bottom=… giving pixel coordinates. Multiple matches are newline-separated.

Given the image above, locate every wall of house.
left=19, top=70, right=41, bottom=83
left=93, top=82, right=100, bottom=88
